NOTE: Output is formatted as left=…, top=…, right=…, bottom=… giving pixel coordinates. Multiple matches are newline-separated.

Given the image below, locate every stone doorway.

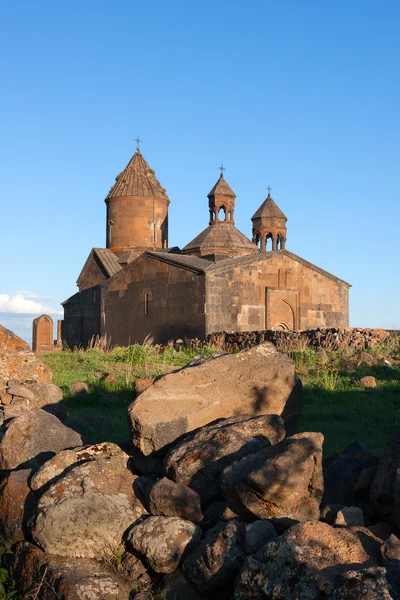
left=265, top=288, right=299, bottom=331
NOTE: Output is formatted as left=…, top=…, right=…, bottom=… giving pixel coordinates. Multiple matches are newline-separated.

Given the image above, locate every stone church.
left=62, top=148, right=350, bottom=346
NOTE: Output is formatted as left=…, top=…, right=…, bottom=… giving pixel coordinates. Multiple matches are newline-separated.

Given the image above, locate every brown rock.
left=69, top=381, right=90, bottom=395
left=244, top=520, right=277, bottom=555
left=164, top=414, right=285, bottom=505
left=356, top=375, right=377, bottom=388
left=11, top=542, right=132, bottom=599
left=31, top=448, right=145, bottom=558
left=233, top=521, right=391, bottom=599
left=0, top=409, right=82, bottom=471
left=134, top=378, right=154, bottom=396
left=127, top=516, right=202, bottom=574
left=148, top=477, right=203, bottom=523
left=221, top=432, right=324, bottom=522
left=6, top=384, right=35, bottom=401
left=0, top=324, right=52, bottom=384
left=0, top=390, right=11, bottom=405
left=183, top=519, right=246, bottom=593
left=202, top=501, right=240, bottom=529
left=0, top=469, right=33, bottom=546
left=128, top=343, right=302, bottom=455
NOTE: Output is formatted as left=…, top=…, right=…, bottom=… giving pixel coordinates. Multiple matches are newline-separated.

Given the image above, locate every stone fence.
left=181, top=328, right=400, bottom=353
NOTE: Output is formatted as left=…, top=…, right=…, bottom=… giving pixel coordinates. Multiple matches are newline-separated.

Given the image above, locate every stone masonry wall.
left=205, top=251, right=349, bottom=334
left=183, top=327, right=400, bottom=352
left=103, top=253, right=206, bottom=345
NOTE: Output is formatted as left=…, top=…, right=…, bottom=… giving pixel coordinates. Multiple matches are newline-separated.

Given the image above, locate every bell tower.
left=251, top=188, right=287, bottom=251
left=105, top=145, right=170, bottom=252
left=208, top=165, right=236, bottom=225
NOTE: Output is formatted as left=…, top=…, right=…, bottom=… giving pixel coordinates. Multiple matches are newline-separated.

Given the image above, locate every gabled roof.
left=147, top=251, right=212, bottom=274
left=182, top=222, right=258, bottom=254
left=252, top=193, right=287, bottom=221
left=93, top=248, right=123, bottom=277
left=208, top=174, right=236, bottom=198
left=76, top=248, right=123, bottom=289
left=106, top=149, right=169, bottom=201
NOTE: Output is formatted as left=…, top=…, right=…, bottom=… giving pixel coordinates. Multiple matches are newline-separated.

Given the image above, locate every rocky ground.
left=0, top=323, right=400, bottom=598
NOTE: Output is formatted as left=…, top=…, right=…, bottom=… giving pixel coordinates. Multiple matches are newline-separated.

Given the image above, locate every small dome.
left=183, top=222, right=259, bottom=257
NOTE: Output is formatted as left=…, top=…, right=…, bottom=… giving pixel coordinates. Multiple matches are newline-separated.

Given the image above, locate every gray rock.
left=6, top=384, right=35, bottom=402
left=370, top=432, right=400, bottom=526
left=148, top=477, right=203, bottom=523
left=221, top=432, right=324, bottom=522
left=31, top=448, right=145, bottom=558
left=30, top=442, right=125, bottom=491
left=162, top=569, right=204, bottom=600
left=128, top=343, right=302, bottom=455
left=127, top=516, right=201, bottom=574
left=324, top=441, right=379, bottom=506
left=0, top=409, right=82, bottom=471
left=184, top=520, right=246, bottom=593
left=244, top=520, right=277, bottom=555
left=164, top=414, right=285, bottom=505
left=333, top=506, right=364, bottom=527
left=202, top=501, right=240, bottom=529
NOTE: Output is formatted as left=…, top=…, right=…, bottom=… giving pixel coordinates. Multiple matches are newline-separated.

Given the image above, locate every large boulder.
left=370, top=431, right=400, bottom=526
left=221, top=432, right=324, bottom=522
left=0, top=324, right=52, bottom=384
left=128, top=343, right=302, bottom=455
left=323, top=441, right=379, bottom=506
left=233, top=521, right=391, bottom=599
left=127, top=516, right=202, bottom=574
left=183, top=519, right=246, bottom=594
left=164, top=414, right=285, bottom=505
left=11, top=542, right=132, bottom=599
left=0, top=409, right=82, bottom=471
left=31, top=447, right=146, bottom=558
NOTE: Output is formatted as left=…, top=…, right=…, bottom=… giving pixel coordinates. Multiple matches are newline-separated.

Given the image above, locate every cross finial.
left=218, top=164, right=226, bottom=176
left=266, top=185, right=272, bottom=195
left=135, top=136, right=142, bottom=149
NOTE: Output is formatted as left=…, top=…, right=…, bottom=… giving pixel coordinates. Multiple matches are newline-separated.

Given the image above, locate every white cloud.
left=0, top=293, right=62, bottom=316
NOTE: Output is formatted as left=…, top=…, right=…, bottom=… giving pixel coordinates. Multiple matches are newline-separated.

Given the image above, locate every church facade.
left=62, top=148, right=350, bottom=347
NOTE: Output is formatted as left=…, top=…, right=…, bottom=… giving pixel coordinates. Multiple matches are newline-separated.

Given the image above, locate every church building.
left=62, top=148, right=350, bottom=346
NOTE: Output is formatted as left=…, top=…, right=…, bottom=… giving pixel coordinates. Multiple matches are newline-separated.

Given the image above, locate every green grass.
left=42, top=344, right=216, bottom=445
left=42, top=340, right=400, bottom=457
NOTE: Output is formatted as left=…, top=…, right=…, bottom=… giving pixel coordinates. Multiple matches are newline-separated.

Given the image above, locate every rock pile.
left=184, top=327, right=399, bottom=352
left=1, top=326, right=400, bottom=599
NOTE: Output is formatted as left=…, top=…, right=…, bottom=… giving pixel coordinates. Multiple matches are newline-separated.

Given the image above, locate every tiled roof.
left=106, top=149, right=169, bottom=201
left=147, top=251, right=212, bottom=273
left=252, top=193, right=287, bottom=221
left=182, top=222, right=258, bottom=253
left=93, top=248, right=122, bottom=277
left=208, top=174, right=236, bottom=198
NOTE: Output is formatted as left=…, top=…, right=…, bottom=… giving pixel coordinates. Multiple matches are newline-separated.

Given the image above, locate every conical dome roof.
left=182, top=222, right=258, bottom=255
left=208, top=174, right=236, bottom=198
left=252, top=193, right=287, bottom=221
left=106, top=149, right=169, bottom=201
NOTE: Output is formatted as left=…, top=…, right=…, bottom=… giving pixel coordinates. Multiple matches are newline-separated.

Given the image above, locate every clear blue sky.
left=1, top=0, right=399, bottom=343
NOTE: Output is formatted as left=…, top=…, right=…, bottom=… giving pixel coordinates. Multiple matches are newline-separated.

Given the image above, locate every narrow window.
left=93, top=288, right=97, bottom=304
left=107, top=220, right=113, bottom=245
left=144, top=293, right=149, bottom=315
